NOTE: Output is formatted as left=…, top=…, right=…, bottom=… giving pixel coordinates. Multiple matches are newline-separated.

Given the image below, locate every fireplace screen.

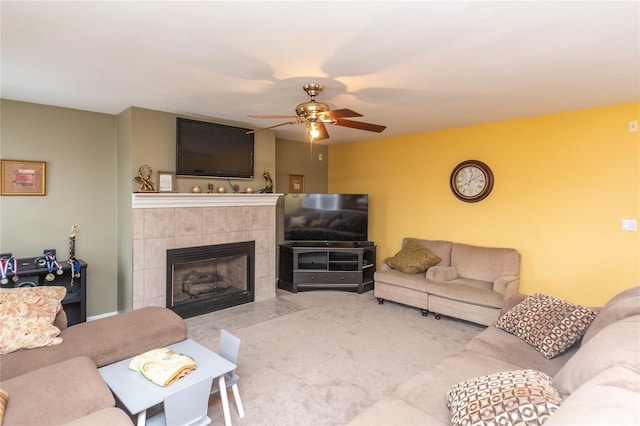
left=167, top=241, right=255, bottom=318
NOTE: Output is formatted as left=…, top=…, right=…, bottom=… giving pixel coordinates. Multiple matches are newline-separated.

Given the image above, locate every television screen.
left=176, top=118, right=254, bottom=179
left=283, top=194, right=369, bottom=242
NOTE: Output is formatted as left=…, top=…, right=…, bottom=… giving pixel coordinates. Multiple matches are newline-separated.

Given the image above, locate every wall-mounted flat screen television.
left=283, top=193, right=369, bottom=242
left=176, top=118, right=254, bottom=179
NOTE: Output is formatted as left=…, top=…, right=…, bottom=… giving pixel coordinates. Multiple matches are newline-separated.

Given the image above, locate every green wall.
left=0, top=99, right=119, bottom=315
left=1, top=100, right=288, bottom=316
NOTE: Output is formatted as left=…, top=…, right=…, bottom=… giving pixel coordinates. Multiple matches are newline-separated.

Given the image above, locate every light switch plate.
left=621, top=219, right=638, bottom=231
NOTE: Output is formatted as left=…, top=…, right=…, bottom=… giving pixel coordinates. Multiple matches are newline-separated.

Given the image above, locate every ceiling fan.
left=248, top=83, right=386, bottom=142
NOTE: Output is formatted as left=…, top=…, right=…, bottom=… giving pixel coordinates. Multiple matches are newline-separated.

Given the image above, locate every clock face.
left=450, top=160, right=494, bottom=202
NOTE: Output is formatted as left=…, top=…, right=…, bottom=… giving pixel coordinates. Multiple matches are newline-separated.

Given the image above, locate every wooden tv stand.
left=277, top=242, right=376, bottom=293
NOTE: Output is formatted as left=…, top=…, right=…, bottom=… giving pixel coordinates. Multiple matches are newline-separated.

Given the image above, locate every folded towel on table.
left=129, top=348, right=197, bottom=387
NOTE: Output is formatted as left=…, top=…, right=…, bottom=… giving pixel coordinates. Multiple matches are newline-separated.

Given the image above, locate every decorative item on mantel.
left=134, top=165, right=155, bottom=192
left=257, top=170, right=274, bottom=193
left=192, top=185, right=202, bottom=193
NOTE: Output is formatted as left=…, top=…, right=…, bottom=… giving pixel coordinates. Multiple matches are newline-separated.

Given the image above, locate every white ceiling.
left=2, top=1, right=639, bottom=144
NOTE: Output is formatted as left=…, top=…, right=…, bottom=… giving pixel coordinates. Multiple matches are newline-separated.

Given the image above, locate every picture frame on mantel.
left=288, top=174, right=305, bottom=193
left=157, top=171, right=176, bottom=193
left=1, top=159, right=46, bottom=196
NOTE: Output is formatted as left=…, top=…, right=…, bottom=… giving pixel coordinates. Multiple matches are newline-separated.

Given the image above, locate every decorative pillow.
left=0, top=286, right=67, bottom=354
left=0, top=388, right=7, bottom=426
left=447, top=369, right=562, bottom=426
left=495, top=293, right=597, bottom=359
left=384, top=240, right=441, bottom=274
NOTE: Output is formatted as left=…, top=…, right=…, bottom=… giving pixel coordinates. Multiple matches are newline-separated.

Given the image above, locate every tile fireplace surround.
left=132, top=193, right=281, bottom=310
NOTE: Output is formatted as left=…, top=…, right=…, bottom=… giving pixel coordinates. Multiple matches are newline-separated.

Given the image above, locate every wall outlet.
left=319, top=153, right=323, bottom=161
left=621, top=219, right=638, bottom=231
left=629, top=120, right=638, bottom=133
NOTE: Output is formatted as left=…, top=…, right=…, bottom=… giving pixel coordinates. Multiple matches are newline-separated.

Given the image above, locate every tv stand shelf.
left=278, top=242, right=376, bottom=293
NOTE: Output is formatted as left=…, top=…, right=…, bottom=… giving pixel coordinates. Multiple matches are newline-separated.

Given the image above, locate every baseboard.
left=87, top=311, right=118, bottom=321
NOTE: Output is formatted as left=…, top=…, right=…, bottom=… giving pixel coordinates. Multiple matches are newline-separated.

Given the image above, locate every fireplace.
left=166, top=241, right=255, bottom=318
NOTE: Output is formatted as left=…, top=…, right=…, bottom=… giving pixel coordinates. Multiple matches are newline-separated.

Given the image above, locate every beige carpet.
left=186, top=290, right=484, bottom=426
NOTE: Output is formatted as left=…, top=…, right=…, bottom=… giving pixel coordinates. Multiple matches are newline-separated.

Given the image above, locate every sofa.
left=0, top=287, right=188, bottom=426
left=349, top=286, right=640, bottom=425
left=374, top=238, right=521, bottom=326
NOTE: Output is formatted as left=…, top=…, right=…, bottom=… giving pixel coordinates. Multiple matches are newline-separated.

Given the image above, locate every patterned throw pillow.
left=0, top=286, right=67, bottom=354
left=384, top=240, right=441, bottom=274
left=495, top=293, right=597, bottom=359
left=447, top=369, right=562, bottom=426
left=0, top=388, right=7, bottom=425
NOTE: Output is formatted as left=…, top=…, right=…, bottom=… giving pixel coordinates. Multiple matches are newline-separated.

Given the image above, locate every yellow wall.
left=329, top=103, right=640, bottom=306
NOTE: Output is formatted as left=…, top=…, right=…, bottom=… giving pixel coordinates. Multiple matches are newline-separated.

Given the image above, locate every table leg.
left=136, top=410, right=147, bottom=426
left=218, top=375, right=232, bottom=426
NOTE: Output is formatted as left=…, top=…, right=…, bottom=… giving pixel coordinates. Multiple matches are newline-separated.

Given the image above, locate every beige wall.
left=0, top=99, right=119, bottom=315
left=329, top=102, right=640, bottom=307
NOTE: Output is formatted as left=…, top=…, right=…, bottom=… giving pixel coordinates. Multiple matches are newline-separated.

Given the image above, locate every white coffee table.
left=98, top=339, right=236, bottom=426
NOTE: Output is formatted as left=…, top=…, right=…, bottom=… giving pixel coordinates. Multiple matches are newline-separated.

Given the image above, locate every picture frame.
left=1, top=159, right=46, bottom=196
left=288, top=174, right=305, bottom=193
left=157, top=171, right=176, bottom=193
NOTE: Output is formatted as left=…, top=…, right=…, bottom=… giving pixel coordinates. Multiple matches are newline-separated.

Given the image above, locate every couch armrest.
left=426, top=266, right=459, bottom=281
left=499, top=293, right=527, bottom=316
left=492, top=275, right=519, bottom=299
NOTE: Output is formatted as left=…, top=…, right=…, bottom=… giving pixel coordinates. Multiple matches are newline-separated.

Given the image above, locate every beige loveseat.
left=0, top=305, right=188, bottom=425
left=350, top=286, right=640, bottom=425
left=374, top=238, right=521, bottom=326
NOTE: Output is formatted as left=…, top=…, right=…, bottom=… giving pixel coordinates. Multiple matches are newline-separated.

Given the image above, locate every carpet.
left=186, top=290, right=484, bottom=426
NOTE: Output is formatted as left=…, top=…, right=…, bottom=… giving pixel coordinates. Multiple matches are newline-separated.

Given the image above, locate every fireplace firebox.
left=166, top=241, right=255, bottom=318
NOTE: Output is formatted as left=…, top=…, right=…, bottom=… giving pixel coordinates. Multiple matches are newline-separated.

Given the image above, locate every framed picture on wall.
left=288, top=174, right=305, bottom=193
left=157, top=171, right=176, bottom=193
left=1, top=159, right=46, bottom=196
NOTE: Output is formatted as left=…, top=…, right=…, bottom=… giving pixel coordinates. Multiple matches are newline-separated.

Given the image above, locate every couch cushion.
left=582, top=286, right=640, bottom=344
left=426, top=280, right=502, bottom=308
left=465, top=325, right=578, bottom=377
left=1, top=356, right=115, bottom=425
left=62, top=407, right=134, bottom=426
left=0, top=306, right=188, bottom=381
left=347, top=398, right=447, bottom=426
left=553, top=315, right=640, bottom=398
left=385, top=240, right=441, bottom=274
left=374, top=269, right=429, bottom=292
left=393, top=350, right=522, bottom=424
left=0, top=286, right=67, bottom=354
left=451, top=243, right=520, bottom=282
left=446, top=369, right=561, bottom=426
left=545, top=366, right=640, bottom=426
left=495, top=293, right=597, bottom=359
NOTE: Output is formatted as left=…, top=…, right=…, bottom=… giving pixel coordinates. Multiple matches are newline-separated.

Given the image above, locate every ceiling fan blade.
left=323, top=108, right=363, bottom=119
left=334, top=118, right=386, bottom=133
left=248, top=114, right=298, bottom=119
left=246, top=119, right=300, bottom=134
left=315, top=122, right=330, bottom=141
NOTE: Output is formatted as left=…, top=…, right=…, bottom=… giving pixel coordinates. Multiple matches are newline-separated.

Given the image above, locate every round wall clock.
left=450, top=160, right=494, bottom=203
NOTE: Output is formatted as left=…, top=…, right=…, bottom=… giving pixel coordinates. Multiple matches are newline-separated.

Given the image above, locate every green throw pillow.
left=384, top=240, right=441, bottom=274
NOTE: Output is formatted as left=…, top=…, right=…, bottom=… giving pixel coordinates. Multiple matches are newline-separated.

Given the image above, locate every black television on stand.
left=283, top=193, right=369, bottom=246
left=176, top=118, right=254, bottom=179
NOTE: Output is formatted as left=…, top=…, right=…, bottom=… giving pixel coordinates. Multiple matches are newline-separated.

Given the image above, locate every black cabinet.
left=278, top=242, right=375, bottom=293
left=1, top=254, right=87, bottom=325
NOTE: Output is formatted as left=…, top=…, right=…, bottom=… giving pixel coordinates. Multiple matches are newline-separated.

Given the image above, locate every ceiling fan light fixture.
left=307, top=121, right=321, bottom=140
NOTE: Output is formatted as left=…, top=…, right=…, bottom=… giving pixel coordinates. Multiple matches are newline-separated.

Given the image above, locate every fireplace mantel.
left=132, top=193, right=282, bottom=209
